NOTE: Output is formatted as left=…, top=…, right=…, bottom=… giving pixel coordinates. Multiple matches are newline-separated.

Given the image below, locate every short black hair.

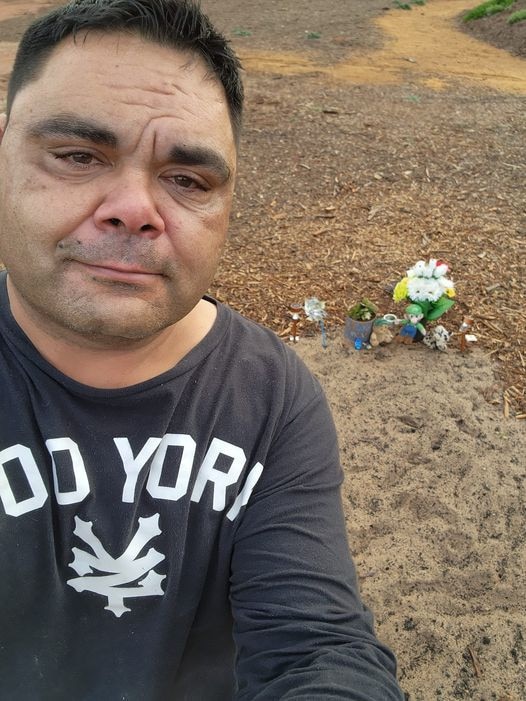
left=6, top=0, right=244, bottom=141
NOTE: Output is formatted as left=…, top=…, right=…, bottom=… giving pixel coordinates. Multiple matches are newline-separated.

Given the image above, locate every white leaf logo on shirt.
left=67, top=513, right=166, bottom=617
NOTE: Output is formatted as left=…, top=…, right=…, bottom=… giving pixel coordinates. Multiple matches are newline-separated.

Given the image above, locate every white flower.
left=424, top=259, right=438, bottom=277
left=407, top=277, right=443, bottom=302
left=433, top=262, right=449, bottom=278
left=437, top=276, right=454, bottom=293
left=408, top=258, right=451, bottom=280
left=407, top=260, right=427, bottom=278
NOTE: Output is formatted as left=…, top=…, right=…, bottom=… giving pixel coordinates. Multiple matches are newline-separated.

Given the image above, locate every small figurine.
left=423, top=325, right=450, bottom=352
left=369, top=324, right=394, bottom=347
left=458, top=316, right=474, bottom=352
left=394, top=303, right=426, bottom=344
left=288, top=303, right=303, bottom=343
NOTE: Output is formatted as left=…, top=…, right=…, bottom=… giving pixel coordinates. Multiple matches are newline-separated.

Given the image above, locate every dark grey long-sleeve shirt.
left=0, top=272, right=403, bottom=700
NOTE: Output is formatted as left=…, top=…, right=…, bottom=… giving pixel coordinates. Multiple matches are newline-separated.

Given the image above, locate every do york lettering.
left=0, top=435, right=264, bottom=521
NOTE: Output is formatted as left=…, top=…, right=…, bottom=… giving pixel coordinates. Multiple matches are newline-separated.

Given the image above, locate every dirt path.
left=0, top=0, right=55, bottom=86
left=0, top=0, right=524, bottom=96
left=239, top=0, right=526, bottom=95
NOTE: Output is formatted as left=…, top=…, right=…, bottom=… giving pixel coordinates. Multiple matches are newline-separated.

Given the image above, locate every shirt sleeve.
left=229, top=359, right=404, bottom=700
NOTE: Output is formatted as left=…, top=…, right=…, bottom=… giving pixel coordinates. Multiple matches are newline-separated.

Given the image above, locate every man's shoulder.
left=0, top=269, right=8, bottom=312
left=217, top=301, right=322, bottom=404
left=0, top=269, right=13, bottom=344
left=220, top=301, right=303, bottom=365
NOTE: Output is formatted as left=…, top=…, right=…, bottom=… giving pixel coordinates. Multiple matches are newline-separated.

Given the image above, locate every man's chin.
left=63, top=311, right=177, bottom=345
left=43, top=297, right=180, bottom=347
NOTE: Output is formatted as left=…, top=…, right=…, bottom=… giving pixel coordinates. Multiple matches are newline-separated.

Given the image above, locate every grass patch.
left=508, top=8, right=526, bottom=22
left=393, top=0, right=426, bottom=9
left=232, top=27, right=252, bottom=37
left=463, top=0, right=516, bottom=21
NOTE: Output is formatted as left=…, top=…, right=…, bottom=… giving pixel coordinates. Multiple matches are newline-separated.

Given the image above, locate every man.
left=0, top=1, right=403, bottom=698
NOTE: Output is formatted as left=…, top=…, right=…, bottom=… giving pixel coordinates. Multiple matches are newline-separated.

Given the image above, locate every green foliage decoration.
left=347, top=299, right=379, bottom=322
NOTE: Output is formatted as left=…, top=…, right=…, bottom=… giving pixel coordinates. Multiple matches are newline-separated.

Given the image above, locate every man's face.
left=0, top=32, right=237, bottom=344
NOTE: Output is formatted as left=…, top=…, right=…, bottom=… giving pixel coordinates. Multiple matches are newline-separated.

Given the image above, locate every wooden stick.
left=467, top=646, right=482, bottom=677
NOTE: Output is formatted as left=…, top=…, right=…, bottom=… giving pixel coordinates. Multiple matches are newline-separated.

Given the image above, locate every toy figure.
left=395, top=303, right=426, bottom=344
left=288, top=303, right=303, bottom=343
left=369, top=323, right=394, bottom=347
left=423, top=325, right=450, bottom=352
left=459, top=316, right=474, bottom=352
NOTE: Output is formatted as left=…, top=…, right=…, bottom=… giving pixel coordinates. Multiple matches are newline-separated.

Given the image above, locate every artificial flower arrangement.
left=393, top=258, right=456, bottom=323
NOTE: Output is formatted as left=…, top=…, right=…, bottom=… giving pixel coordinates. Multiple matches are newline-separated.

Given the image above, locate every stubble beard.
left=8, top=263, right=193, bottom=349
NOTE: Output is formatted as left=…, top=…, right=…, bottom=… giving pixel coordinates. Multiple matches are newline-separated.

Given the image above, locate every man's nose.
left=93, top=172, right=166, bottom=238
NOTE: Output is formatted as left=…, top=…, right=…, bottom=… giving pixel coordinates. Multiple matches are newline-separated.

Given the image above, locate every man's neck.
left=7, top=283, right=217, bottom=388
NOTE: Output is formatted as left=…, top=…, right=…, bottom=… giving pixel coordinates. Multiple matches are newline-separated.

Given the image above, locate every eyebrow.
left=26, top=114, right=232, bottom=182
left=27, top=115, right=118, bottom=148
left=168, top=145, right=232, bottom=183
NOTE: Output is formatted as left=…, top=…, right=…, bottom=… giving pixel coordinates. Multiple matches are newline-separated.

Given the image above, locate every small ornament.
left=458, top=316, right=475, bottom=352
left=303, top=297, right=328, bottom=349
left=394, top=303, right=426, bottom=345
left=370, top=323, right=394, bottom=347
left=288, top=303, right=303, bottom=343
left=422, top=325, right=450, bottom=351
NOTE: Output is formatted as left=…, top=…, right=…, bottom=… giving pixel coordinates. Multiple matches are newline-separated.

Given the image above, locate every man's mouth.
left=71, top=260, right=163, bottom=284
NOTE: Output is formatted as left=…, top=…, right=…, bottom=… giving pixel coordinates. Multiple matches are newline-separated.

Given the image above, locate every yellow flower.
left=393, top=277, right=409, bottom=302
left=445, top=288, right=456, bottom=298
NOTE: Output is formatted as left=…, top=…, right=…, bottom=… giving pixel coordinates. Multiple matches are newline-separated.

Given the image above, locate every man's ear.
left=0, top=113, right=7, bottom=143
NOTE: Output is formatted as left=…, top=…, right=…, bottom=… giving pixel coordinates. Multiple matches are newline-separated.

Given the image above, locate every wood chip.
left=467, top=646, right=482, bottom=677
left=503, top=394, right=510, bottom=419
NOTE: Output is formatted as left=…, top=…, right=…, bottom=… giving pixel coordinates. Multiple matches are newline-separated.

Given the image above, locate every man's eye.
left=173, top=175, right=200, bottom=189
left=54, top=152, right=97, bottom=167
left=170, top=174, right=211, bottom=192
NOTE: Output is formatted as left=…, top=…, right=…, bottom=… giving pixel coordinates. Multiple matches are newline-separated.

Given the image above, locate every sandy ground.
left=0, top=0, right=525, bottom=699
left=294, top=335, right=525, bottom=700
